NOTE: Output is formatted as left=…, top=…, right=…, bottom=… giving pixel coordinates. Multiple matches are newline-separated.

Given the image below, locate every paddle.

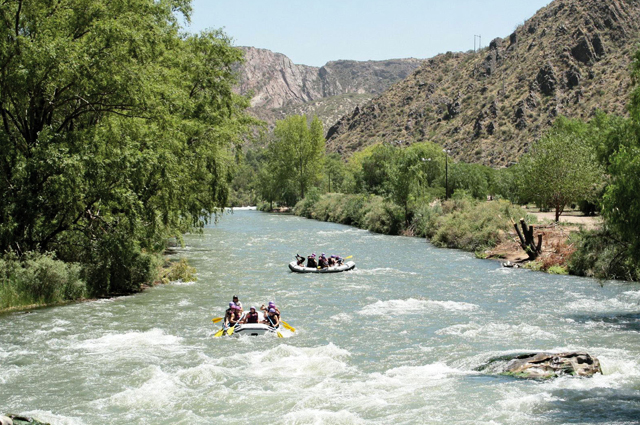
left=211, top=317, right=223, bottom=323
left=266, top=314, right=284, bottom=338
left=281, top=320, right=296, bottom=332
left=213, top=325, right=225, bottom=338
left=227, top=313, right=245, bottom=336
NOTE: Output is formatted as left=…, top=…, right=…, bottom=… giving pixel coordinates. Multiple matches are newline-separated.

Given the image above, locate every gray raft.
left=288, top=260, right=356, bottom=273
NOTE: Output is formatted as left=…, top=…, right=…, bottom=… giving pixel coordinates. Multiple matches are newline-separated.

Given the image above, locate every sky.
left=188, top=0, right=554, bottom=67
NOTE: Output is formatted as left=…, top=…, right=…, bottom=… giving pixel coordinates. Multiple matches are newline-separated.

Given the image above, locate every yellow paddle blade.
left=281, top=321, right=296, bottom=332
left=277, top=331, right=284, bottom=338
left=213, top=329, right=224, bottom=338
left=211, top=317, right=223, bottom=323
left=227, top=327, right=234, bottom=336
left=345, top=255, right=353, bottom=259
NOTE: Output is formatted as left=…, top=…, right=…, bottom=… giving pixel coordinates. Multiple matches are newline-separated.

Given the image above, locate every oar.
left=212, top=317, right=223, bottom=323
left=281, top=320, right=296, bottom=332
left=266, top=315, right=284, bottom=338
left=213, top=325, right=225, bottom=338
left=227, top=313, right=245, bottom=336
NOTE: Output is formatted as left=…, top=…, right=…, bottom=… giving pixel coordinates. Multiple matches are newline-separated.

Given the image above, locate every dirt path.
left=486, top=209, right=602, bottom=264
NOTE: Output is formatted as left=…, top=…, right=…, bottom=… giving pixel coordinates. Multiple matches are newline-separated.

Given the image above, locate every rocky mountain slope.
left=326, top=0, right=640, bottom=166
left=235, top=47, right=423, bottom=130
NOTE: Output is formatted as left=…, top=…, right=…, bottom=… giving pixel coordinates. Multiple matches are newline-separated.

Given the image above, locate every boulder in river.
left=476, top=352, right=602, bottom=379
left=504, top=352, right=602, bottom=379
left=5, top=415, right=50, bottom=425
left=0, top=416, right=12, bottom=425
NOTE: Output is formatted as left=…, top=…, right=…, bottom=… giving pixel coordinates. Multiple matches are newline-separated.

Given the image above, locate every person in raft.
left=240, top=306, right=260, bottom=324
left=295, top=254, right=305, bottom=266
left=306, top=253, right=317, bottom=268
left=263, top=308, right=280, bottom=328
left=224, top=304, right=241, bottom=328
left=232, top=295, right=243, bottom=312
left=318, top=253, right=329, bottom=269
left=261, top=301, right=281, bottom=316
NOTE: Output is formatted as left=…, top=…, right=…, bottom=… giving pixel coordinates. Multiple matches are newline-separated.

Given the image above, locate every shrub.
left=0, top=251, right=86, bottom=310
left=568, top=229, right=640, bottom=281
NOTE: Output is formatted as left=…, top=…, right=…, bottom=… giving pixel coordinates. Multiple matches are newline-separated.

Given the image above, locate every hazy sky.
left=188, top=0, right=554, bottom=67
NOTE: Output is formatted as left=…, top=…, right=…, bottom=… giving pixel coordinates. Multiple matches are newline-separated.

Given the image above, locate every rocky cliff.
left=326, top=0, right=640, bottom=166
left=235, top=47, right=423, bottom=130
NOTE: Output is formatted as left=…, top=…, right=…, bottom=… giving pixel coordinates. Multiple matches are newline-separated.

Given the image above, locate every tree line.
left=234, top=48, right=640, bottom=280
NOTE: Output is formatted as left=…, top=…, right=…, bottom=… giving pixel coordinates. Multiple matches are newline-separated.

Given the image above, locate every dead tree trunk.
left=512, top=218, right=542, bottom=260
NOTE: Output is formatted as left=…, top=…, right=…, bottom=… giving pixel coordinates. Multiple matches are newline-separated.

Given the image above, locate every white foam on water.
left=331, top=313, right=352, bottom=323
left=177, top=299, right=192, bottom=307
left=358, top=298, right=478, bottom=316
left=75, top=328, right=183, bottom=355
left=316, top=228, right=364, bottom=236
left=106, top=365, right=184, bottom=409
left=238, top=343, right=352, bottom=380
left=563, top=294, right=640, bottom=313
left=352, top=267, right=418, bottom=276
left=171, top=279, right=196, bottom=286
left=282, top=408, right=364, bottom=424
left=436, top=322, right=556, bottom=340
left=21, top=411, right=85, bottom=425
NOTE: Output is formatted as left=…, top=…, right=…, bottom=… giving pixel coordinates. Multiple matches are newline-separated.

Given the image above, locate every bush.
left=568, top=229, right=640, bottom=281
left=0, top=251, right=86, bottom=310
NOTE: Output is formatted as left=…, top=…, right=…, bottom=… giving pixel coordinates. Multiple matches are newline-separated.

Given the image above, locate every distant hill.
left=234, top=47, right=423, bottom=130
left=325, top=0, right=640, bottom=166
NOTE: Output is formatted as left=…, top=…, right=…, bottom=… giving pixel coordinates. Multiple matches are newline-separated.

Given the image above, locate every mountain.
left=325, top=0, right=640, bottom=166
left=235, top=47, right=423, bottom=130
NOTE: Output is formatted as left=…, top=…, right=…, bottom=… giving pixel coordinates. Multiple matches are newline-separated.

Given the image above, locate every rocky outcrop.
left=235, top=47, right=422, bottom=130
left=4, top=416, right=49, bottom=425
left=504, top=352, right=602, bottom=379
left=477, top=352, right=603, bottom=379
left=326, top=0, right=640, bottom=166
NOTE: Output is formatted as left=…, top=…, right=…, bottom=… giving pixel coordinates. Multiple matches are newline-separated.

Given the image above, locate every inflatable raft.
left=231, top=323, right=280, bottom=337
left=288, top=260, right=356, bottom=273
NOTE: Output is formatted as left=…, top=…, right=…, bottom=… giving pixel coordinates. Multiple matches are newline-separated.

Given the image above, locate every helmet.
left=269, top=308, right=276, bottom=313
left=268, top=301, right=275, bottom=307
left=229, top=302, right=235, bottom=307
left=250, top=306, right=256, bottom=310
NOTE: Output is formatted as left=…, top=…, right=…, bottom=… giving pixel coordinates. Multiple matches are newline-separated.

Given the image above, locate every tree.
left=0, top=0, right=250, bottom=294
left=268, top=115, right=325, bottom=203
left=599, top=49, right=640, bottom=256
left=517, top=117, right=603, bottom=222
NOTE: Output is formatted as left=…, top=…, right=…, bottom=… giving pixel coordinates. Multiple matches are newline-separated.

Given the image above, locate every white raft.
left=288, top=260, right=356, bottom=273
left=231, top=323, right=280, bottom=337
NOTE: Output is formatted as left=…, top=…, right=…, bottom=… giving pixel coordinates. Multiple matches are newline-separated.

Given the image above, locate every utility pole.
left=474, top=35, right=482, bottom=52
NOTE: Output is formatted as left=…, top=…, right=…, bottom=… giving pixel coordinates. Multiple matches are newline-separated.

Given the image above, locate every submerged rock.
left=504, top=352, right=602, bottom=379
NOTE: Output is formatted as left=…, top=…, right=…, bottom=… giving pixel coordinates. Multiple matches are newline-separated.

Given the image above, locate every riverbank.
left=287, top=192, right=607, bottom=278
left=0, top=255, right=196, bottom=315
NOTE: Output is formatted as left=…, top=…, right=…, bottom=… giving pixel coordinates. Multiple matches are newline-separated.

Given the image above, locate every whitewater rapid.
left=1, top=210, right=639, bottom=424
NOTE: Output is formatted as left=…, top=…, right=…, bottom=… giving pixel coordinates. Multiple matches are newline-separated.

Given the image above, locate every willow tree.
left=0, top=0, right=250, bottom=294
left=269, top=115, right=325, bottom=202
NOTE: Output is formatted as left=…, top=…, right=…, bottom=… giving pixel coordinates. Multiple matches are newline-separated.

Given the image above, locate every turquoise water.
left=1, top=210, right=639, bottom=424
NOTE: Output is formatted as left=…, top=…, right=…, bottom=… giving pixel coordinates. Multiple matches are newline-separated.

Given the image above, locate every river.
left=1, top=210, right=639, bottom=424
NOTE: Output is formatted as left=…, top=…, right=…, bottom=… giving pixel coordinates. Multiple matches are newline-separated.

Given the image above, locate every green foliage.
left=0, top=1, right=250, bottom=295
left=517, top=117, right=604, bottom=221
left=547, top=265, right=569, bottom=275
left=568, top=229, right=640, bottom=281
left=423, top=198, right=517, bottom=252
left=159, top=258, right=197, bottom=284
left=263, top=115, right=325, bottom=205
left=0, top=251, right=86, bottom=310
